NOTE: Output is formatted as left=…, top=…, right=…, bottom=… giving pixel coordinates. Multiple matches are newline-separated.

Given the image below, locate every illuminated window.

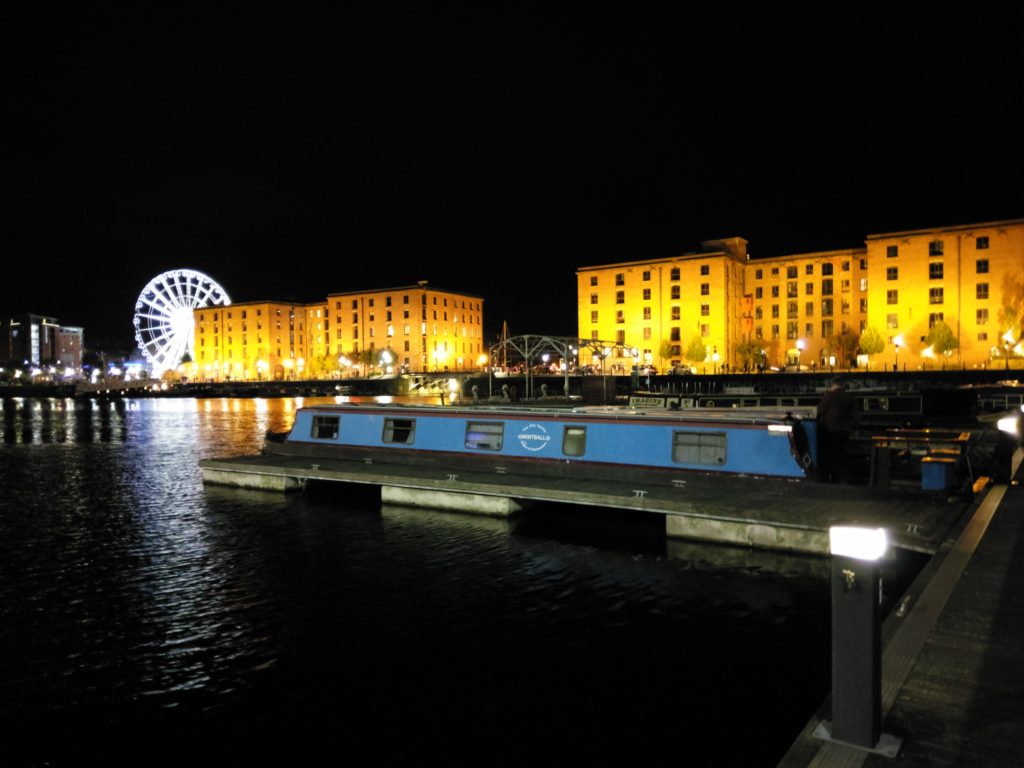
left=929, top=240, right=944, bottom=256
left=859, top=277, right=867, bottom=291
left=977, top=283, right=989, bottom=300
left=643, top=327, right=651, bottom=339
left=977, top=309, right=989, bottom=325
left=672, top=431, right=726, bottom=466
left=465, top=422, right=503, bottom=451
left=563, top=426, right=587, bottom=457
left=977, top=259, right=989, bottom=274
left=977, top=236, right=989, bottom=249
left=787, top=282, right=798, bottom=298
left=860, top=298, right=868, bottom=313
left=929, top=263, right=944, bottom=280
left=887, top=314, right=898, bottom=329
left=929, top=287, right=944, bottom=304
left=841, top=280, right=850, bottom=292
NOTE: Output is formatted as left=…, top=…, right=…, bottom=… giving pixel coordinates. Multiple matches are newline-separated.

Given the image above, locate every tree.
left=684, top=337, right=707, bottom=367
left=926, top=320, right=959, bottom=369
left=827, top=329, right=860, bottom=369
left=658, top=340, right=674, bottom=368
left=858, top=327, right=885, bottom=370
left=736, top=340, right=760, bottom=372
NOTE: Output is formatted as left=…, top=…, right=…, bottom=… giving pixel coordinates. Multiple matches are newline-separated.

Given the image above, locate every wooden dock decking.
left=199, top=451, right=973, bottom=556
left=778, top=448, right=1024, bottom=767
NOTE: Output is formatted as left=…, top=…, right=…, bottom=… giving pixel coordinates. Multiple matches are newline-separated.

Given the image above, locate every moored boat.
left=264, top=403, right=818, bottom=482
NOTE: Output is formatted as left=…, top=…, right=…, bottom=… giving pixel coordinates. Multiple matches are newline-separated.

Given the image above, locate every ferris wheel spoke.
left=143, top=288, right=177, bottom=315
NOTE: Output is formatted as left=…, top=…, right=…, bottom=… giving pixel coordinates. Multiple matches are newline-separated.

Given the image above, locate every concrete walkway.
left=779, top=448, right=1024, bottom=767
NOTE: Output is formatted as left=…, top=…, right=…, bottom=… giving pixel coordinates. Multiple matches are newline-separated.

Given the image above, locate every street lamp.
left=893, top=334, right=904, bottom=372
left=712, top=347, right=720, bottom=375
left=796, top=339, right=805, bottom=371
left=1003, top=330, right=1016, bottom=370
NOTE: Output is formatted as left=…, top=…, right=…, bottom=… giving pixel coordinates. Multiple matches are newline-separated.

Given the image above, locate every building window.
left=755, top=269, right=763, bottom=280
left=928, top=312, right=944, bottom=328
left=701, top=304, right=710, bottom=316
left=821, top=279, right=833, bottom=296
left=929, top=263, right=944, bottom=280
left=643, top=288, right=651, bottom=300
left=616, top=310, right=624, bottom=323
left=860, top=298, right=868, bottom=313
left=929, top=287, right=944, bottom=304
left=821, top=299, right=834, bottom=317
left=771, top=286, right=779, bottom=298
left=977, top=308, right=989, bottom=325
left=771, top=304, right=779, bottom=319
left=755, top=326, right=763, bottom=339
left=977, top=283, right=989, bottom=300
left=755, top=307, right=763, bottom=319
left=887, top=313, right=899, bottom=329
left=822, top=263, right=833, bottom=276
left=671, top=286, right=680, bottom=300
left=787, top=321, right=798, bottom=340
left=805, top=264, right=814, bottom=275
left=859, top=277, right=868, bottom=291
left=671, top=307, right=680, bottom=320
left=978, top=332, right=989, bottom=341
left=821, top=320, right=834, bottom=338
left=805, top=323, right=814, bottom=337
left=805, top=283, right=814, bottom=296
left=615, top=273, right=625, bottom=286
left=755, top=287, right=763, bottom=299
left=590, top=293, right=598, bottom=305
left=805, top=302, right=814, bottom=317
left=841, top=261, right=850, bottom=272
left=700, top=324, right=709, bottom=337
left=615, top=291, right=624, bottom=304
left=886, top=289, right=898, bottom=305
left=887, top=245, right=898, bottom=258
left=787, top=281, right=798, bottom=298
left=701, top=265, right=710, bottom=276
left=929, top=240, right=944, bottom=256
left=977, top=259, right=989, bottom=274
left=643, top=327, right=652, bottom=339
left=841, top=298, right=850, bottom=315
left=787, top=266, right=797, bottom=279
left=787, top=301, right=798, bottom=317
left=670, top=267, right=680, bottom=280
left=642, top=270, right=651, bottom=281
left=670, top=327, right=680, bottom=341
left=643, top=307, right=651, bottom=320
left=887, top=267, right=898, bottom=280
left=977, top=236, right=989, bottom=249
left=771, top=267, right=779, bottom=276
left=591, top=311, right=598, bottom=323
left=616, top=330, right=626, bottom=345
left=700, top=283, right=710, bottom=296
left=841, top=279, right=850, bottom=292
left=772, top=324, right=780, bottom=339
left=590, top=276, right=598, bottom=286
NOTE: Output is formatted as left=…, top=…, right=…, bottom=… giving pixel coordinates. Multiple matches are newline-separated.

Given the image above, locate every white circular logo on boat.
left=517, top=422, right=551, bottom=452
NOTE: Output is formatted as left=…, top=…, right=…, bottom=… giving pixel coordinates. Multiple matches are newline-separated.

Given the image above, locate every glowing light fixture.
left=829, top=527, right=888, bottom=561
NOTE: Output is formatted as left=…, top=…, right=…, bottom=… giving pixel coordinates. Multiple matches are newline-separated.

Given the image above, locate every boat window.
left=562, top=426, right=587, bottom=457
left=672, top=431, right=727, bottom=466
left=465, top=421, right=504, bottom=451
left=311, top=415, right=340, bottom=440
left=383, top=418, right=416, bottom=444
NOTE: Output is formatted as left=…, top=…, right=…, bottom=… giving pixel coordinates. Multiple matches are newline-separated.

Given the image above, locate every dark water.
left=0, top=396, right=891, bottom=766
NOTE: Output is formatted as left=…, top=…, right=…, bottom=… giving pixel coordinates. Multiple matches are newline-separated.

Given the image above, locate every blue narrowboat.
left=265, top=404, right=818, bottom=482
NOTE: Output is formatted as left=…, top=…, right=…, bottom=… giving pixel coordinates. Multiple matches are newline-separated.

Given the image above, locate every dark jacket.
left=817, top=385, right=854, bottom=432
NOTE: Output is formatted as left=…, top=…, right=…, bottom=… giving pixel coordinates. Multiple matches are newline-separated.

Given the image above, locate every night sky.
left=5, top=4, right=1022, bottom=349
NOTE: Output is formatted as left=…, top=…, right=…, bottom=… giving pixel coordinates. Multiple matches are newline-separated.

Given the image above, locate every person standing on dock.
left=816, top=378, right=855, bottom=483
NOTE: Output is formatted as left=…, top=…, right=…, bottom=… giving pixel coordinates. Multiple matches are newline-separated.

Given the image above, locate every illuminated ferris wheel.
left=133, top=269, right=231, bottom=373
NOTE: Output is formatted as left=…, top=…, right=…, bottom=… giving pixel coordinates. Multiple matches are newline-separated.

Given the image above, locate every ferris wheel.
left=133, top=269, right=231, bottom=373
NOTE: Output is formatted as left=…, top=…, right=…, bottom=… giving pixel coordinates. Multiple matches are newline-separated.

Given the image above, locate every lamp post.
left=1003, top=331, right=1015, bottom=371
left=893, top=334, right=904, bottom=373
left=796, top=339, right=805, bottom=371
left=712, top=347, right=720, bottom=375
left=816, top=526, right=901, bottom=757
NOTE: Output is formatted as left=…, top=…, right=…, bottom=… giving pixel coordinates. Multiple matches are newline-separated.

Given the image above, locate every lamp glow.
left=830, top=527, right=888, bottom=561
left=998, top=416, right=1019, bottom=435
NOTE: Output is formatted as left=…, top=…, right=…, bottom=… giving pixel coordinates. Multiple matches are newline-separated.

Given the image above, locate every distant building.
left=2, top=314, right=63, bottom=366
left=56, top=326, right=84, bottom=369
left=191, top=282, right=485, bottom=379
left=577, top=217, right=1024, bottom=371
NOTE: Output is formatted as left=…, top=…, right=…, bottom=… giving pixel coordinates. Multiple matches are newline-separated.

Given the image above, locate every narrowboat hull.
left=267, top=404, right=818, bottom=481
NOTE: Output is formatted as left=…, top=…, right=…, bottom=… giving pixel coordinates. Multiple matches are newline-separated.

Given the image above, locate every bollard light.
left=815, top=526, right=902, bottom=756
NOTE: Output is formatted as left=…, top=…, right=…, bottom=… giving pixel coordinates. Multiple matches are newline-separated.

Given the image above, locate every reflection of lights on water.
left=254, top=398, right=267, bottom=413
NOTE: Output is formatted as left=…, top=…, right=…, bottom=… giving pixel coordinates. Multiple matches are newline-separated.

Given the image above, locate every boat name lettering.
left=517, top=423, right=551, bottom=452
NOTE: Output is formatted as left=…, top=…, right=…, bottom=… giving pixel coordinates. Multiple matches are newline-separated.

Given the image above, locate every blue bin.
left=921, top=456, right=956, bottom=491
